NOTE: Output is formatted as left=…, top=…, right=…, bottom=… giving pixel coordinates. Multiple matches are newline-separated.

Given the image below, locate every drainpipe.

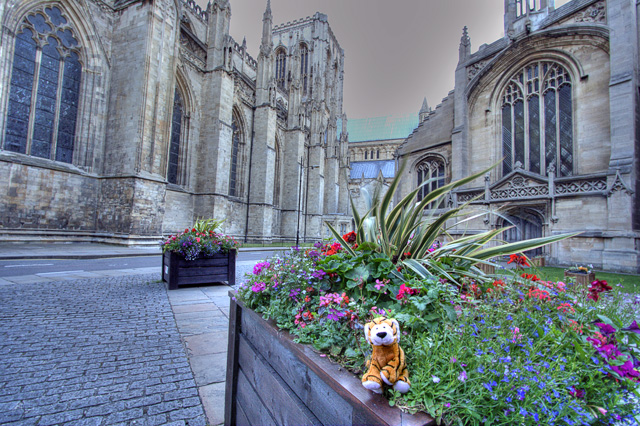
left=244, top=106, right=256, bottom=243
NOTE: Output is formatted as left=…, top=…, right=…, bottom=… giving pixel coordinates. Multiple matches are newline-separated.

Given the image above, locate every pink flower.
left=251, top=282, right=266, bottom=292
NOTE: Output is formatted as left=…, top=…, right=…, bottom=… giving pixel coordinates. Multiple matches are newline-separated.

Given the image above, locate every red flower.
left=342, top=231, right=357, bottom=244
left=508, top=254, right=530, bottom=267
left=587, top=280, right=612, bottom=302
left=521, top=273, right=540, bottom=282
left=396, top=283, right=419, bottom=301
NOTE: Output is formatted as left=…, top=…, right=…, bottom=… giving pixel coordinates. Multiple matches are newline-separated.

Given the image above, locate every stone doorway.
left=500, top=208, right=544, bottom=257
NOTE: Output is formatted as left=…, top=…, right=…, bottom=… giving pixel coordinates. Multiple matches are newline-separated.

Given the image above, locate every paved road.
left=0, top=247, right=283, bottom=425
left=0, top=251, right=277, bottom=279
left=0, top=274, right=208, bottom=425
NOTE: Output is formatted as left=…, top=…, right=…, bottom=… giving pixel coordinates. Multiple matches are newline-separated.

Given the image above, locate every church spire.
left=419, top=97, right=430, bottom=123
left=260, top=0, right=273, bottom=55
left=458, top=26, right=471, bottom=63
left=420, top=97, right=429, bottom=113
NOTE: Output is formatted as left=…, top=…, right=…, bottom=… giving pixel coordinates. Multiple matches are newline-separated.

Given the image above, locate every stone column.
left=603, top=0, right=639, bottom=271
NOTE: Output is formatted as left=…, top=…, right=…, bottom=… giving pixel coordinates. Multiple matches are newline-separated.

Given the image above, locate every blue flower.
left=477, top=366, right=485, bottom=373
left=520, top=407, right=528, bottom=416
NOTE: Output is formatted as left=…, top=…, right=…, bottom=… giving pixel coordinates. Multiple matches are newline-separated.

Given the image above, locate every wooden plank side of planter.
left=227, top=294, right=436, bottom=426
left=239, top=307, right=353, bottom=426
left=176, top=274, right=229, bottom=286
left=176, top=266, right=229, bottom=277
left=238, top=336, right=321, bottom=425
left=236, top=369, right=278, bottom=426
left=173, top=256, right=230, bottom=268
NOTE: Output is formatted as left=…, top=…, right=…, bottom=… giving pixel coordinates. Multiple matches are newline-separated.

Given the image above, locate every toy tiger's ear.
left=364, top=322, right=371, bottom=345
left=390, top=318, right=400, bottom=343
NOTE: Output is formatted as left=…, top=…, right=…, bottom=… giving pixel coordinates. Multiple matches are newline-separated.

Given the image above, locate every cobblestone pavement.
left=0, top=274, right=208, bottom=425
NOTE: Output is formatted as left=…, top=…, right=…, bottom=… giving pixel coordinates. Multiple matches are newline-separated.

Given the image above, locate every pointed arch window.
left=273, top=138, right=282, bottom=208
left=275, top=48, right=287, bottom=91
left=167, top=88, right=184, bottom=185
left=4, top=6, right=82, bottom=164
left=229, top=113, right=243, bottom=197
left=300, top=43, right=309, bottom=94
left=501, top=61, right=573, bottom=177
left=416, top=156, right=446, bottom=209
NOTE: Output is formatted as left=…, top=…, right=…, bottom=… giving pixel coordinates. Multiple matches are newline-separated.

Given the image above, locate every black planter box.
left=162, top=249, right=236, bottom=290
left=225, top=293, right=435, bottom=426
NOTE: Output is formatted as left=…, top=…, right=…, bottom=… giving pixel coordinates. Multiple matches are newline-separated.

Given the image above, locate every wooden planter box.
left=531, top=257, right=545, bottom=267
left=564, top=270, right=595, bottom=286
left=476, top=263, right=495, bottom=275
left=225, top=294, right=435, bottom=426
left=162, top=249, right=236, bottom=290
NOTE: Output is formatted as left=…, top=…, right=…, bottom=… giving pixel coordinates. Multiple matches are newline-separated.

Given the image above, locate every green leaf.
left=345, top=265, right=371, bottom=282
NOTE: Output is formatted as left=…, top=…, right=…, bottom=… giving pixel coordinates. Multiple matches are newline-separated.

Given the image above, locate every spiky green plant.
left=192, top=218, right=225, bottom=234
left=327, top=162, right=577, bottom=284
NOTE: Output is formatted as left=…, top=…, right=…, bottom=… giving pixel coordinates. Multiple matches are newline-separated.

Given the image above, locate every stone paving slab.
left=0, top=274, right=207, bottom=425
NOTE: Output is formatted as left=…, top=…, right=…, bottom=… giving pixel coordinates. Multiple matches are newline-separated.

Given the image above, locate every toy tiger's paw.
left=362, top=379, right=383, bottom=394
left=393, top=379, right=410, bottom=394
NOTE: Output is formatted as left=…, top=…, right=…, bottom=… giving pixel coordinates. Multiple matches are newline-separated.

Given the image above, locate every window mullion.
left=51, top=54, right=65, bottom=160
left=524, top=97, right=529, bottom=170
left=556, top=87, right=561, bottom=176
left=511, top=103, right=515, bottom=172
left=26, top=46, right=43, bottom=156
left=539, top=93, right=545, bottom=173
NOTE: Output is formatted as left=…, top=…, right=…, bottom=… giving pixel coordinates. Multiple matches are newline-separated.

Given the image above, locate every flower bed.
left=235, top=166, right=639, bottom=425
left=161, top=219, right=240, bottom=290
left=225, top=291, right=435, bottom=426
left=236, top=245, right=640, bottom=425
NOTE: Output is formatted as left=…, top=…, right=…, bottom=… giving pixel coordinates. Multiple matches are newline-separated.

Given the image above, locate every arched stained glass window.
left=300, top=43, right=309, bottom=94
left=275, top=48, right=287, bottom=91
left=416, top=156, right=446, bottom=209
left=167, top=88, right=183, bottom=185
left=4, top=6, right=82, bottom=164
left=273, top=138, right=281, bottom=208
left=229, top=114, right=242, bottom=197
left=501, top=61, right=573, bottom=177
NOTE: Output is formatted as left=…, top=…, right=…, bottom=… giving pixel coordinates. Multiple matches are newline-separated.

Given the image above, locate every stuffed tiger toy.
left=361, top=317, right=410, bottom=394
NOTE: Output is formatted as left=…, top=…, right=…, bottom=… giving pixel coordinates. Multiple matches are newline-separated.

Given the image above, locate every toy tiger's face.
left=364, top=317, right=400, bottom=346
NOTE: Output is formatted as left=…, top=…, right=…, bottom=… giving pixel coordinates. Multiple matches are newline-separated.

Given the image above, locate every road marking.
left=38, top=270, right=84, bottom=276
left=4, top=263, right=54, bottom=268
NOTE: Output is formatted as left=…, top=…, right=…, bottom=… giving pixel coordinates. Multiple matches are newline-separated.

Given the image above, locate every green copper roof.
left=348, top=114, right=419, bottom=143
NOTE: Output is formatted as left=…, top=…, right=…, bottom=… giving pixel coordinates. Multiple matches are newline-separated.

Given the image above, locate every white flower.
left=432, top=375, right=441, bottom=383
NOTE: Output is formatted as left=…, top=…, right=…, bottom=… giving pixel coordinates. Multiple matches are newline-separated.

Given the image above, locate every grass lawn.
left=529, top=266, right=640, bottom=294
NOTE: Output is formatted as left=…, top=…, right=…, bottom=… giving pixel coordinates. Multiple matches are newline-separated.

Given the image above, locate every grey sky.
left=197, top=0, right=570, bottom=119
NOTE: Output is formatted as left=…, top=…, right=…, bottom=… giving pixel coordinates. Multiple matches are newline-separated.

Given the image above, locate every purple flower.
left=622, top=320, right=640, bottom=334
left=251, top=282, right=266, bottom=292
left=312, top=270, right=326, bottom=279
left=457, top=371, right=467, bottom=382
left=289, top=288, right=301, bottom=299
left=444, top=403, right=450, bottom=408
left=595, top=322, right=616, bottom=336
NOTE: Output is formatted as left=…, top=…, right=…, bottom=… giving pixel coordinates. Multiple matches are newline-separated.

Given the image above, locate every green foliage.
left=327, top=161, right=577, bottom=286
left=192, top=217, right=225, bottom=233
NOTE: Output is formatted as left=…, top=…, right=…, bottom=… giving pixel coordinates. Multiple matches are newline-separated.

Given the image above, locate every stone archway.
left=500, top=207, right=544, bottom=257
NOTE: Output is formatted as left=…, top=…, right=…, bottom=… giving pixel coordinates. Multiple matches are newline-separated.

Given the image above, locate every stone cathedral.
left=395, top=0, right=639, bottom=272
left=0, top=0, right=351, bottom=244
